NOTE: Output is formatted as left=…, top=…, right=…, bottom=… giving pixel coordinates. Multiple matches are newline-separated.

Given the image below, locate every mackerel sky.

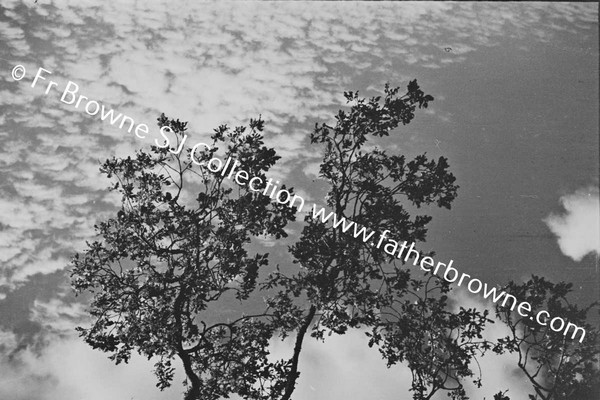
left=0, top=1, right=598, bottom=399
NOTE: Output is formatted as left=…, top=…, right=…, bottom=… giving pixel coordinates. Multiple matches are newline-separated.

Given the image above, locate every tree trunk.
left=281, top=305, right=317, bottom=400
left=180, top=348, right=202, bottom=400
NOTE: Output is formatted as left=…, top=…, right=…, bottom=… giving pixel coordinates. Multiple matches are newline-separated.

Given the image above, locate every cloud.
left=264, top=287, right=533, bottom=400
left=1, top=327, right=408, bottom=400
left=0, top=1, right=597, bottom=399
left=0, top=291, right=534, bottom=400
left=544, top=186, right=600, bottom=262
left=449, top=289, right=533, bottom=399
left=1, top=0, right=597, bottom=292
left=30, top=298, right=87, bottom=333
left=269, top=330, right=411, bottom=400
left=0, top=333, right=184, bottom=400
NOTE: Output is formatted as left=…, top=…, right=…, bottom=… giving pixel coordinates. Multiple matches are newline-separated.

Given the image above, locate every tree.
left=71, top=115, right=298, bottom=400
left=71, top=81, right=489, bottom=400
left=264, top=82, right=490, bottom=400
left=493, top=276, right=600, bottom=400
left=493, top=390, right=511, bottom=400
left=368, top=274, right=492, bottom=400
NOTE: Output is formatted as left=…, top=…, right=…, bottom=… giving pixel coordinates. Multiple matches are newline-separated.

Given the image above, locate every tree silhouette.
left=493, top=276, right=600, bottom=400
left=71, top=81, right=491, bottom=399
left=71, top=116, right=298, bottom=399
left=368, top=274, right=492, bottom=400
left=266, top=82, right=491, bottom=400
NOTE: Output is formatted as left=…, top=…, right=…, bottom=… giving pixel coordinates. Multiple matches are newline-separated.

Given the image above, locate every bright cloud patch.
left=0, top=333, right=183, bottom=400
left=544, top=187, right=600, bottom=262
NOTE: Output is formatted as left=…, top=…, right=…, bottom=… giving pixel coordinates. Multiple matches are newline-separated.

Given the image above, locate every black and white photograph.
left=0, top=1, right=598, bottom=399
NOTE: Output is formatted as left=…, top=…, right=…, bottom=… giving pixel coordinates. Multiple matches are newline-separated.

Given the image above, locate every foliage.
left=71, top=116, right=297, bottom=400
left=265, top=82, right=490, bottom=400
left=493, top=275, right=600, bottom=400
left=369, top=275, right=492, bottom=400
left=492, top=390, right=510, bottom=400
left=71, top=81, right=494, bottom=400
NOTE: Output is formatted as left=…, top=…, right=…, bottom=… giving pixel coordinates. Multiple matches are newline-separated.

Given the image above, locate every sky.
left=0, top=1, right=598, bottom=400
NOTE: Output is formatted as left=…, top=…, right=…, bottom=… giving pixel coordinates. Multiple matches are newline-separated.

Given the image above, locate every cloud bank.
left=0, top=331, right=183, bottom=400
left=0, top=287, right=534, bottom=400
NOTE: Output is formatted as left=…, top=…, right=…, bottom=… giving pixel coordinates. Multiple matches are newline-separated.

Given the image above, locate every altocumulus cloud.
left=0, top=1, right=597, bottom=398
left=544, top=186, right=600, bottom=262
left=0, top=0, right=596, bottom=291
